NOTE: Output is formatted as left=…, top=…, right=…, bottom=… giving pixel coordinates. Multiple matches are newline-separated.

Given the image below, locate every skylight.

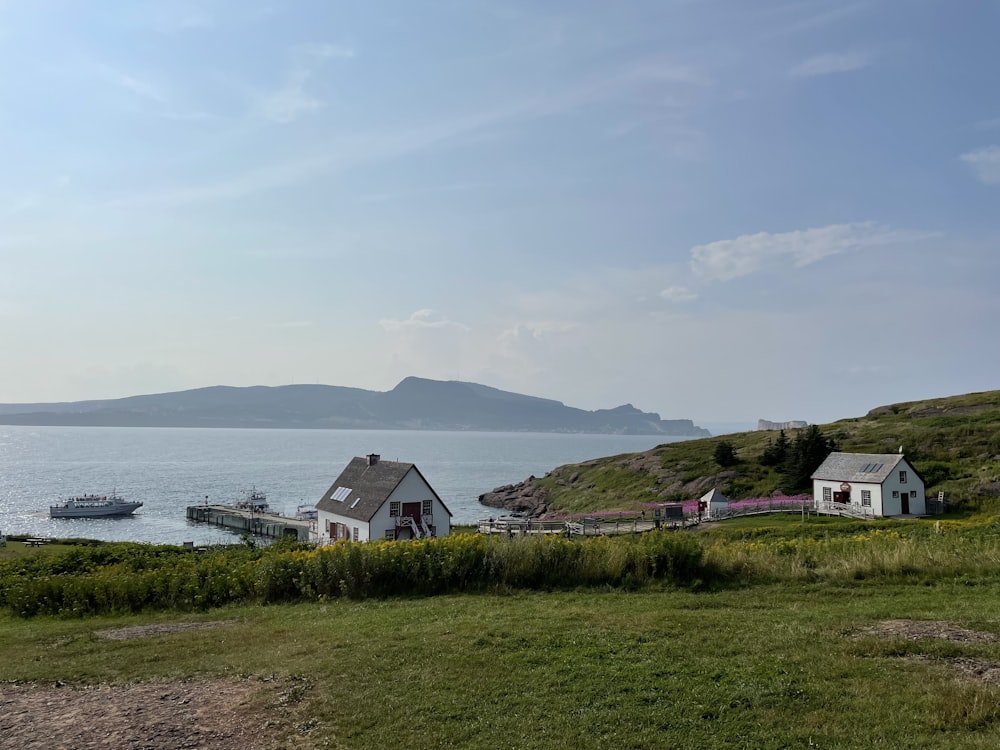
left=349, top=497, right=361, bottom=509
left=332, top=486, right=352, bottom=502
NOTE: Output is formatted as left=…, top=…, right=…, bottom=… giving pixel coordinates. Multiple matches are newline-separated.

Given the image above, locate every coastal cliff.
left=0, top=377, right=711, bottom=437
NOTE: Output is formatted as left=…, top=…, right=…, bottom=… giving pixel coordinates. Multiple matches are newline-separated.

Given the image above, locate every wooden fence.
left=479, top=494, right=945, bottom=538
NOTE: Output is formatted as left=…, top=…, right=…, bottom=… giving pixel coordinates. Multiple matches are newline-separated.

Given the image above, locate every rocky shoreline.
left=478, top=477, right=551, bottom=517
left=478, top=447, right=740, bottom=518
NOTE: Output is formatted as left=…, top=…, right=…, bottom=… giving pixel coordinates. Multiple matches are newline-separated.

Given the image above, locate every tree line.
left=714, top=425, right=838, bottom=493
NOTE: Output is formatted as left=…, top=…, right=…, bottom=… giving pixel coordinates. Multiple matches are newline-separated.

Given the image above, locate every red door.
left=901, top=493, right=910, bottom=515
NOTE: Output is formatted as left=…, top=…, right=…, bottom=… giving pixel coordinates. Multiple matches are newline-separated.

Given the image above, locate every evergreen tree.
left=714, top=440, right=739, bottom=467
left=783, top=425, right=836, bottom=491
left=760, top=429, right=790, bottom=467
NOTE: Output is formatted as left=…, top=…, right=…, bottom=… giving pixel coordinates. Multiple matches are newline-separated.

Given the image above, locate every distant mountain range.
left=0, top=377, right=711, bottom=436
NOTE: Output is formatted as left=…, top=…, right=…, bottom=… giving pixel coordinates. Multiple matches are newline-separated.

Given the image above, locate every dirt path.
left=0, top=677, right=310, bottom=750
left=1, top=621, right=324, bottom=749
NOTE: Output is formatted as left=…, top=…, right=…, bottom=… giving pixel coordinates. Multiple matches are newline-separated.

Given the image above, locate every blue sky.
left=0, top=0, right=997, bottom=426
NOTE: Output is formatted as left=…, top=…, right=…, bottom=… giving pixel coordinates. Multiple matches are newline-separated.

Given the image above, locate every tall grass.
left=706, top=526, right=1000, bottom=585
left=6, top=517, right=1000, bottom=618
left=0, top=532, right=706, bottom=617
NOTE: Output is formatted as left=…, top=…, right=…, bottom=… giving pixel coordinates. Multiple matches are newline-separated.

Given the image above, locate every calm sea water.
left=0, top=426, right=688, bottom=544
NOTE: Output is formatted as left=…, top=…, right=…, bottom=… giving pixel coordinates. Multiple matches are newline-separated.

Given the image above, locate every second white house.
left=811, top=452, right=926, bottom=517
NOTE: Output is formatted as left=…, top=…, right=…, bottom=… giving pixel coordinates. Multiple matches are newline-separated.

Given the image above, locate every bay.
left=0, top=426, right=688, bottom=545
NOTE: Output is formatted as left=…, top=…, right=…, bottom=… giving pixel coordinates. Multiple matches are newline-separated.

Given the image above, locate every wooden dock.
left=186, top=505, right=313, bottom=542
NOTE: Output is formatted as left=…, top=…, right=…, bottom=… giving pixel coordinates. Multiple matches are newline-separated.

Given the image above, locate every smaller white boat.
left=294, top=503, right=318, bottom=521
left=50, top=494, right=143, bottom=519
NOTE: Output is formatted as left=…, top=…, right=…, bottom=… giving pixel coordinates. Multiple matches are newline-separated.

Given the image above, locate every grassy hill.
left=508, top=390, right=1000, bottom=516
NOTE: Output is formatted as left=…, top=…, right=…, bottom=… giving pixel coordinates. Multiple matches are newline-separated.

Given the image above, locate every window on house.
left=352, top=527, right=359, bottom=542
left=892, top=490, right=899, bottom=498
left=823, top=487, right=832, bottom=502
left=389, top=501, right=400, bottom=517
left=385, top=529, right=395, bottom=540
left=422, top=499, right=432, bottom=515
left=899, top=471, right=907, bottom=484
left=861, top=490, right=871, bottom=507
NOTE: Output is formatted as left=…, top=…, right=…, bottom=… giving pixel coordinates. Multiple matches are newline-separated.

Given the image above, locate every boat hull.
left=50, top=498, right=143, bottom=519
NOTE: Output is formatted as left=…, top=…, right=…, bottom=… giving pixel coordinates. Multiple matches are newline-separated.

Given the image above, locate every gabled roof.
left=700, top=488, right=729, bottom=505
left=316, top=457, right=451, bottom=522
left=811, top=452, right=908, bottom=483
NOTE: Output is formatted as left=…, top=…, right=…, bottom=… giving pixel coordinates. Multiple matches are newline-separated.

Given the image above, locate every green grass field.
left=5, top=512, right=1000, bottom=748
left=4, top=584, right=1000, bottom=748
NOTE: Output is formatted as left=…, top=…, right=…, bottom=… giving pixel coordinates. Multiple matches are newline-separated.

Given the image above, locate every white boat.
left=294, top=503, right=318, bottom=521
left=236, top=487, right=270, bottom=513
left=50, top=494, right=143, bottom=519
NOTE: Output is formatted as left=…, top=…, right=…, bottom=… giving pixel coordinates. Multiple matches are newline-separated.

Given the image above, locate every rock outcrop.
left=478, top=478, right=550, bottom=516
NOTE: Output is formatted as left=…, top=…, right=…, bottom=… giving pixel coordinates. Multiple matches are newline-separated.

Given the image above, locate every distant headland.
left=0, top=377, right=711, bottom=437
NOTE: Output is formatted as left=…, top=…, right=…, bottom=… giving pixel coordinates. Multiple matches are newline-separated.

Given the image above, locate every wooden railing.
left=813, top=501, right=877, bottom=520
left=478, top=495, right=926, bottom=537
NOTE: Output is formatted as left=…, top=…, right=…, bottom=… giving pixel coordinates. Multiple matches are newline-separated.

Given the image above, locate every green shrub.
left=0, top=532, right=718, bottom=618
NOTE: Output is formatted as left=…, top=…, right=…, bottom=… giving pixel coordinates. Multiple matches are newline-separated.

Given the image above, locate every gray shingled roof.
left=315, top=457, right=450, bottom=522
left=811, top=452, right=906, bottom=483
left=700, top=488, right=729, bottom=504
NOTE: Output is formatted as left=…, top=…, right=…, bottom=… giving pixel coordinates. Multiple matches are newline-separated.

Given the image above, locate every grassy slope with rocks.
left=479, top=390, right=1000, bottom=517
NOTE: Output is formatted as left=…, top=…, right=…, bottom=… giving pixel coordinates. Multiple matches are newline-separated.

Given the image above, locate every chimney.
left=366, top=453, right=380, bottom=466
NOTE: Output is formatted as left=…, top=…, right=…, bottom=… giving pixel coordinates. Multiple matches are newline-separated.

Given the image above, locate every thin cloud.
left=380, top=309, right=470, bottom=333
left=96, top=63, right=167, bottom=103
left=136, top=6, right=215, bottom=33
left=788, top=51, right=874, bottom=78
left=974, top=117, right=1000, bottom=131
left=90, top=60, right=216, bottom=121
left=499, top=321, right=578, bottom=342
left=690, top=222, right=938, bottom=282
left=102, top=55, right=709, bottom=209
left=625, top=61, right=712, bottom=87
left=299, top=43, right=355, bottom=61
left=764, top=2, right=868, bottom=38
left=960, top=146, right=1000, bottom=185
left=260, top=43, right=354, bottom=124
left=660, top=286, right=698, bottom=304
left=357, top=181, right=494, bottom=203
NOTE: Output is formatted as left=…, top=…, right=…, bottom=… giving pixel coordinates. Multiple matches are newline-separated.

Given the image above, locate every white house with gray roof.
left=811, top=452, right=925, bottom=517
left=315, top=454, right=452, bottom=543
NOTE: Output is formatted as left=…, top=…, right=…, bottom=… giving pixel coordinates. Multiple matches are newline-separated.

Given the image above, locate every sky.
left=0, top=0, right=998, bottom=427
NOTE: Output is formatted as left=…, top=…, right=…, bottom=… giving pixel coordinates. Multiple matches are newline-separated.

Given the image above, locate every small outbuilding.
left=699, top=488, right=730, bottom=520
left=316, top=454, right=452, bottom=543
left=811, top=452, right=925, bottom=517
